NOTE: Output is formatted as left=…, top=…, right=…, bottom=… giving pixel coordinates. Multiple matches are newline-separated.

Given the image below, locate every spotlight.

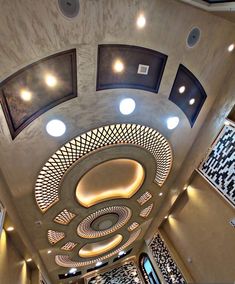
left=6, top=226, right=14, bottom=232
left=189, top=98, right=195, bottom=105
left=228, top=43, right=234, bottom=52
left=46, top=119, right=66, bottom=137
left=179, top=86, right=186, bottom=94
left=45, top=74, right=57, bottom=87
left=96, top=261, right=103, bottom=267
left=47, top=250, right=52, bottom=254
left=164, top=215, right=168, bottom=219
left=69, top=268, right=77, bottom=274
left=159, top=192, right=163, bottom=197
left=118, top=251, right=126, bottom=257
left=167, top=116, right=179, bottom=130
left=119, top=98, right=136, bottom=115
left=137, top=14, right=146, bottom=28
left=26, top=258, right=32, bottom=262
left=113, top=60, right=124, bottom=73
left=20, top=89, right=32, bottom=101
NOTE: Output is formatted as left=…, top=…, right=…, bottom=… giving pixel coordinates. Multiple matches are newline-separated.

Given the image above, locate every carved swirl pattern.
left=35, top=124, right=172, bottom=212
left=77, top=206, right=132, bottom=239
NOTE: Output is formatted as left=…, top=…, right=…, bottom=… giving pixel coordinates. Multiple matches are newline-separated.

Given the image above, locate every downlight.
left=58, top=0, right=80, bottom=19
left=46, top=119, right=66, bottom=137
left=167, top=117, right=179, bottom=130
left=119, top=98, right=136, bottom=115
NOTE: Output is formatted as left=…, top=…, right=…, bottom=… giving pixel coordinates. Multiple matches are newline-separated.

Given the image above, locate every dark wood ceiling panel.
left=0, top=49, right=77, bottom=139
left=169, top=64, right=207, bottom=127
left=203, top=0, right=235, bottom=3
left=96, top=44, right=167, bottom=93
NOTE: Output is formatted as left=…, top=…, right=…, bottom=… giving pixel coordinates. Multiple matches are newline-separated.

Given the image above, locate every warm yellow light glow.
left=159, top=192, right=163, bottom=196
left=47, top=250, right=52, bottom=254
left=76, top=159, right=145, bottom=208
left=20, top=89, right=32, bottom=101
left=113, top=60, right=124, bottom=73
left=6, top=226, right=14, bottom=232
left=79, top=234, right=123, bottom=258
left=45, top=74, right=57, bottom=87
left=228, top=43, right=234, bottom=52
left=137, top=14, right=146, bottom=28
left=179, top=86, right=186, bottom=94
left=26, top=258, right=32, bottom=262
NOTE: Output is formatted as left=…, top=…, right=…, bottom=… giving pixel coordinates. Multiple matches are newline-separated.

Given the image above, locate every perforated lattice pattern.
left=139, top=204, right=153, bottom=218
left=77, top=206, right=132, bottom=239
left=54, top=209, right=76, bottom=225
left=35, top=124, right=172, bottom=212
left=128, top=222, right=140, bottom=232
left=137, top=192, right=152, bottom=205
left=55, top=229, right=141, bottom=267
left=48, top=230, right=65, bottom=245
left=61, top=242, right=77, bottom=251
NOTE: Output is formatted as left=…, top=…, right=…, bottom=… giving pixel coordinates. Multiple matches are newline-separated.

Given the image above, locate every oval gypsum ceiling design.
left=35, top=124, right=173, bottom=212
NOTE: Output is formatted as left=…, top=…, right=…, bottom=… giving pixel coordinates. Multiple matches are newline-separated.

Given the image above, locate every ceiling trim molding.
left=180, top=0, right=235, bottom=11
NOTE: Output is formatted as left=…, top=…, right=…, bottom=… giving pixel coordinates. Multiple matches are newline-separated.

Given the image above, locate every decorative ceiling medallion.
left=79, top=234, right=123, bottom=258
left=0, top=49, right=77, bottom=139
left=77, top=206, right=132, bottom=239
left=139, top=204, right=153, bottom=218
left=61, top=242, right=77, bottom=251
left=35, top=124, right=172, bottom=212
left=137, top=192, right=152, bottom=205
left=54, top=209, right=76, bottom=225
left=128, top=222, right=140, bottom=232
left=76, top=159, right=145, bottom=207
left=55, top=229, right=141, bottom=267
left=48, top=230, right=65, bottom=245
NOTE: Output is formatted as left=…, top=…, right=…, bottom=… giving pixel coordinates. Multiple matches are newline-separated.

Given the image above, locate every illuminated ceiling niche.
left=76, top=159, right=145, bottom=207
left=79, top=234, right=123, bottom=258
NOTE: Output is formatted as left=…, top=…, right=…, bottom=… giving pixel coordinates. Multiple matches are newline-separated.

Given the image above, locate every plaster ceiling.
left=0, top=0, right=234, bottom=283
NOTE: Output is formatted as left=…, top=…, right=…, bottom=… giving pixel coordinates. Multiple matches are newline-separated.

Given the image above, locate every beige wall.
left=0, top=229, right=32, bottom=284
left=161, top=171, right=235, bottom=284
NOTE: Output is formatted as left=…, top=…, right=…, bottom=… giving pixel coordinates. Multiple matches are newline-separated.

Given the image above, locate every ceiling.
left=0, top=0, right=234, bottom=283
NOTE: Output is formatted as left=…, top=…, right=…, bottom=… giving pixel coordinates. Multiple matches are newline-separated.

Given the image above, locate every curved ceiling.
left=0, top=0, right=234, bottom=283
left=76, top=158, right=145, bottom=207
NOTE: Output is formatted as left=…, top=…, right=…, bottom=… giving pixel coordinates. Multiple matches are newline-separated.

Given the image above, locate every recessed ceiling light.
left=118, top=251, right=126, bottom=256
left=96, top=261, right=103, bottom=267
left=184, top=186, right=188, bottom=190
left=6, top=226, right=14, bottom=232
left=47, top=250, right=52, bottom=254
left=189, top=98, right=195, bottom=105
left=164, top=215, right=168, bottom=219
left=45, top=74, right=57, bottom=87
left=46, top=119, right=66, bottom=137
left=159, top=192, right=163, bottom=196
left=26, top=258, right=32, bottom=262
left=167, top=116, right=179, bottom=130
left=20, top=89, right=32, bottom=101
left=65, top=273, right=68, bottom=277
left=119, top=98, right=136, bottom=115
left=137, top=14, right=146, bottom=29
left=69, top=268, right=77, bottom=274
left=228, top=43, right=234, bottom=52
left=113, top=60, right=124, bottom=73
left=179, top=86, right=186, bottom=94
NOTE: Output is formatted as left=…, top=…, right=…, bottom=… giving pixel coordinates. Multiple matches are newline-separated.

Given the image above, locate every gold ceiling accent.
left=79, top=234, right=123, bottom=258
left=55, top=229, right=141, bottom=267
left=76, top=159, right=145, bottom=207
left=48, top=230, right=65, bottom=245
left=128, top=222, right=140, bottom=232
left=61, top=242, right=77, bottom=251
left=139, top=204, right=154, bottom=218
left=54, top=209, right=76, bottom=225
left=77, top=206, right=132, bottom=239
left=137, top=192, right=152, bottom=205
left=35, top=124, right=172, bottom=212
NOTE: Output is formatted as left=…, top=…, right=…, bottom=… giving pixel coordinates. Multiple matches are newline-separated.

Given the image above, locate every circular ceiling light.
left=118, top=251, right=125, bottom=256
left=189, top=98, right=195, bottom=105
left=20, top=89, right=32, bottom=101
left=6, top=226, right=14, bottom=232
left=58, top=0, right=80, bottom=18
left=187, top=27, right=201, bottom=48
left=119, top=98, right=136, bottom=115
left=113, top=60, right=124, bottom=73
left=69, top=268, right=77, bottom=274
left=46, top=119, right=66, bottom=137
left=167, top=117, right=179, bottom=130
left=45, top=74, right=57, bottom=87
left=26, top=258, right=32, bottom=263
left=137, top=14, right=146, bottom=29
left=159, top=192, right=163, bottom=197
left=47, top=250, right=52, bottom=254
left=228, top=43, right=234, bottom=52
left=179, top=86, right=186, bottom=94
left=96, top=261, right=103, bottom=267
